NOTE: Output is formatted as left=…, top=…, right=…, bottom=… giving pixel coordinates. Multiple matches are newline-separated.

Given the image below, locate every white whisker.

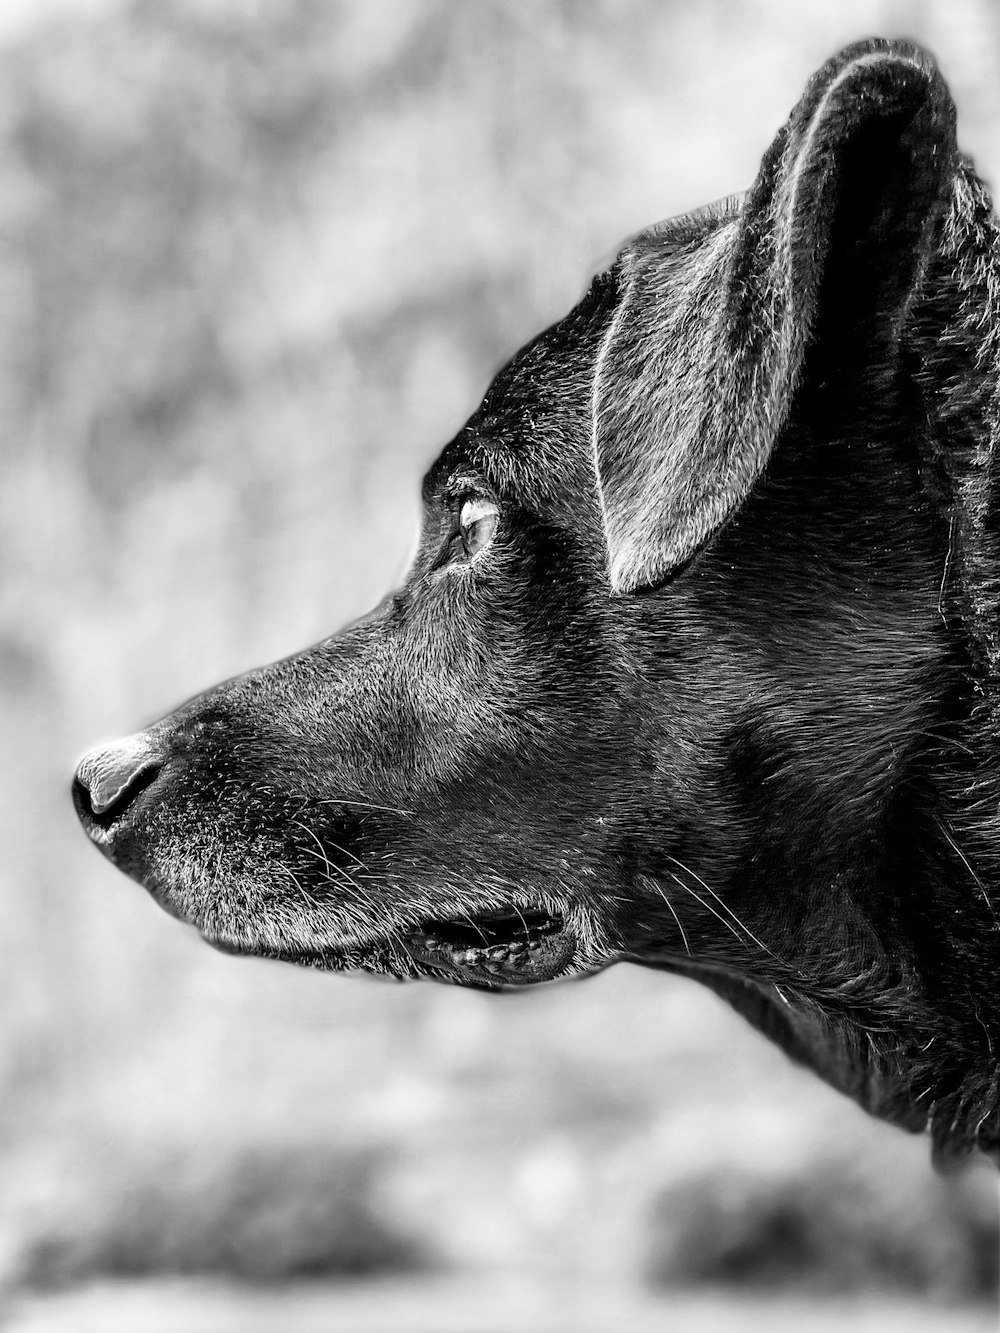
left=665, top=852, right=775, bottom=957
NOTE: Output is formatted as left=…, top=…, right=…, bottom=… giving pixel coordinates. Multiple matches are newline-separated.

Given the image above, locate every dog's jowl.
left=73, top=41, right=1000, bottom=1161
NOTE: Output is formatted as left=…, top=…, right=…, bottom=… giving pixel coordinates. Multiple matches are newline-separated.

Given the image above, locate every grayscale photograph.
left=13, top=1, right=1000, bottom=1330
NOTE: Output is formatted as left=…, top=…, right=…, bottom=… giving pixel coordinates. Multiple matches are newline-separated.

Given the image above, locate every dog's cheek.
left=385, top=561, right=567, bottom=749
left=398, top=584, right=627, bottom=878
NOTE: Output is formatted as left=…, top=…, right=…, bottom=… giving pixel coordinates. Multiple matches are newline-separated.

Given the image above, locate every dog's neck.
left=630, top=165, right=1000, bottom=1161
left=795, top=163, right=1000, bottom=1158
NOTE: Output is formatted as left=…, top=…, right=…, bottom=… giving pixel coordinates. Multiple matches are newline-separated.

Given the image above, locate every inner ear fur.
left=594, top=39, right=958, bottom=595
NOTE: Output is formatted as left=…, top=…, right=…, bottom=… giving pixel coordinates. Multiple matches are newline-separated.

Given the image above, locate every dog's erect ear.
left=594, top=40, right=958, bottom=594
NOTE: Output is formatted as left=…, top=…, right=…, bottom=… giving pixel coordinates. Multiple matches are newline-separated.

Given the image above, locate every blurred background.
left=9, top=1, right=1000, bottom=1329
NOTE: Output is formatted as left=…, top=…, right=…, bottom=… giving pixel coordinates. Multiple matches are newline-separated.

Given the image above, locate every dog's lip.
left=402, top=906, right=576, bottom=987
left=204, top=907, right=578, bottom=987
left=208, top=934, right=401, bottom=977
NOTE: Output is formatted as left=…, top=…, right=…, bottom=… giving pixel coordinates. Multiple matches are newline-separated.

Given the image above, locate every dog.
left=73, top=39, right=1000, bottom=1163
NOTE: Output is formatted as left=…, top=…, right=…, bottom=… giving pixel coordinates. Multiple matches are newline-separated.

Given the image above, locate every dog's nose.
left=73, top=732, right=164, bottom=828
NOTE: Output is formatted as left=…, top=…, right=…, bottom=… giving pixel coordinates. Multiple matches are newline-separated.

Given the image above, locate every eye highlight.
left=458, top=497, right=499, bottom=560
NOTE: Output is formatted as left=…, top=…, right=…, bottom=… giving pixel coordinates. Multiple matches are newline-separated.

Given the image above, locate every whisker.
left=316, top=797, right=415, bottom=818
left=292, top=821, right=335, bottom=878
left=455, top=909, right=497, bottom=946
left=289, top=828, right=376, bottom=904
left=296, top=843, right=375, bottom=891
left=508, top=901, right=534, bottom=941
left=657, top=885, right=691, bottom=957
left=938, top=515, right=955, bottom=625
left=665, top=853, right=775, bottom=958
left=282, top=865, right=319, bottom=910
left=292, top=818, right=368, bottom=873
left=937, top=817, right=997, bottom=924
left=669, top=872, right=750, bottom=951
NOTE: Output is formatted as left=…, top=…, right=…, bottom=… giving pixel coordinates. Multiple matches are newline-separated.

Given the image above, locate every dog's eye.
left=458, top=497, right=499, bottom=559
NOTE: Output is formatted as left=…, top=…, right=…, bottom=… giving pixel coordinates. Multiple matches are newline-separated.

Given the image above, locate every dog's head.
left=75, top=42, right=1000, bottom=1154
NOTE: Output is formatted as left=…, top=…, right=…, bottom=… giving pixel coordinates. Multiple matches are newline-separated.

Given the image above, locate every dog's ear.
left=594, top=40, right=958, bottom=594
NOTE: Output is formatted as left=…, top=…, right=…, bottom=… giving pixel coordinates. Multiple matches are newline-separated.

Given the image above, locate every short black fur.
left=73, top=40, right=1000, bottom=1162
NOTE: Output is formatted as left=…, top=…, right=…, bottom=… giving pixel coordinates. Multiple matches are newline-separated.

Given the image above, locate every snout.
left=73, top=731, right=166, bottom=843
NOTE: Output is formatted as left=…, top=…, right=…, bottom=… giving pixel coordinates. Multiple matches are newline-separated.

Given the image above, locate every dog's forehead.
left=423, top=267, right=621, bottom=506
left=422, top=196, right=743, bottom=510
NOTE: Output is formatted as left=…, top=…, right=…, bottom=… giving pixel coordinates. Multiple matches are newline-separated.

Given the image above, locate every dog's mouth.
left=209, top=905, right=578, bottom=989
left=403, top=906, right=575, bottom=987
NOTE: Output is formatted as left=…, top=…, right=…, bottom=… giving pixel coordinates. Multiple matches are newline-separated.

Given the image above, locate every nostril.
left=74, top=734, right=164, bottom=828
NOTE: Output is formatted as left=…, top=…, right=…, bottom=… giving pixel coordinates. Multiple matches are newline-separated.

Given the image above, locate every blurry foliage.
left=5, top=0, right=1000, bottom=1309
left=647, top=1150, right=998, bottom=1300
left=19, top=1142, right=425, bottom=1287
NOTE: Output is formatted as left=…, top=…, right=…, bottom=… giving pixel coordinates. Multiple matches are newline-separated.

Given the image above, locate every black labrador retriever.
left=73, top=40, right=1000, bottom=1163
